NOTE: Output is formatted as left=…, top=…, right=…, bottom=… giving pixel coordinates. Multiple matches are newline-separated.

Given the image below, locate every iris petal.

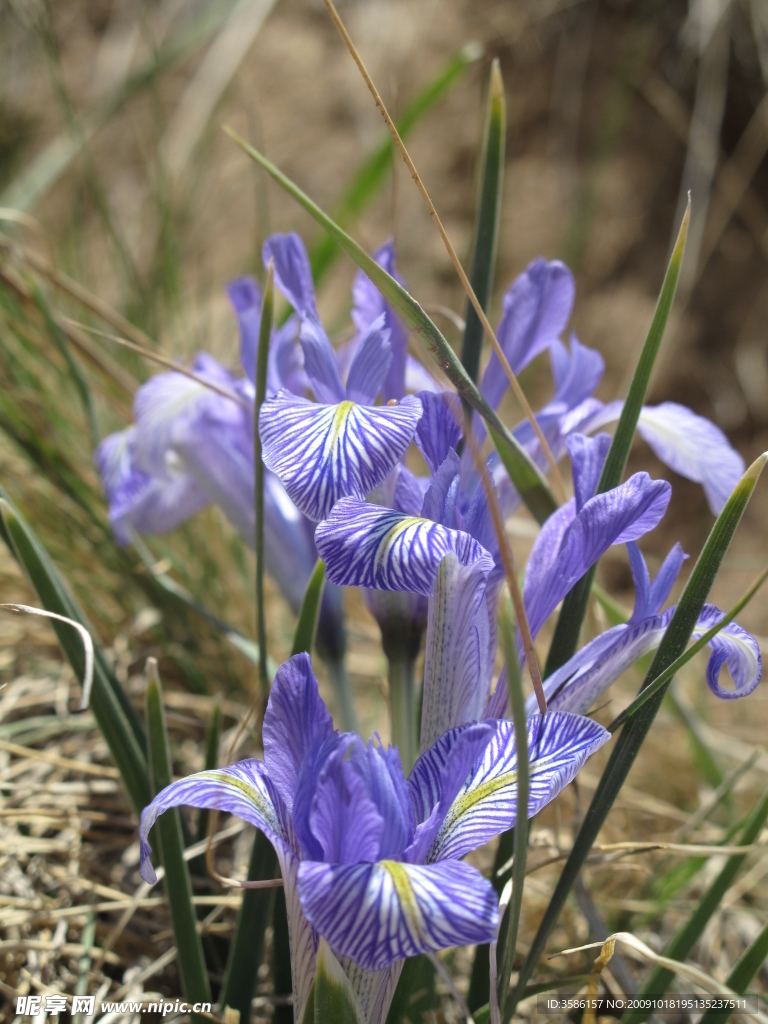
left=315, top=498, right=489, bottom=595
left=260, top=392, right=422, bottom=521
left=296, top=858, right=498, bottom=971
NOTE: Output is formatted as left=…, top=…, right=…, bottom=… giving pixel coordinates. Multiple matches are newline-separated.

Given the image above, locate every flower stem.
left=327, top=656, right=358, bottom=733
left=388, top=654, right=417, bottom=773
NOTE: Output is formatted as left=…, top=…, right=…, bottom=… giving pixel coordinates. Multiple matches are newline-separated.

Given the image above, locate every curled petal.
left=139, top=760, right=290, bottom=884
left=637, top=403, right=745, bottom=515
left=315, top=498, right=488, bottom=595
left=427, top=715, right=610, bottom=863
left=296, top=858, right=499, bottom=971
left=694, top=604, right=763, bottom=699
left=259, top=392, right=422, bottom=521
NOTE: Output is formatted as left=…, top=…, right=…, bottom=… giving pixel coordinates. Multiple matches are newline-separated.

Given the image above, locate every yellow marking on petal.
left=201, top=770, right=279, bottom=828
left=323, top=400, right=355, bottom=455
left=374, top=516, right=426, bottom=576
left=381, top=860, right=425, bottom=937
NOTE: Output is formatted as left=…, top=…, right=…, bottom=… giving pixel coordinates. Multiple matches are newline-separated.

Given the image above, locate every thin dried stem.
left=322, top=0, right=567, bottom=502
left=60, top=317, right=250, bottom=410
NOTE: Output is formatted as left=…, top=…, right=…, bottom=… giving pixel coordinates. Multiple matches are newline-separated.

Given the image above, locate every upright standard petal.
left=262, top=652, right=335, bottom=814
left=420, top=553, right=495, bottom=751
left=480, top=259, right=574, bottom=410
left=345, top=315, right=392, bottom=406
left=309, top=740, right=385, bottom=865
left=263, top=233, right=319, bottom=320
left=259, top=392, right=422, bottom=521
left=426, top=715, right=610, bottom=863
left=138, top=759, right=290, bottom=884
left=296, top=858, right=498, bottom=971
left=637, top=403, right=745, bottom=515
left=316, top=498, right=489, bottom=595
left=351, top=240, right=410, bottom=401
left=413, top=391, right=463, bottom=476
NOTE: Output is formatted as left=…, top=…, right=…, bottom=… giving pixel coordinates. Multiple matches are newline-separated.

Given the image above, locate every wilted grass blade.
left=497, top=598, right=528, bottom=1021
left=544, top=201, right=691, bottom=676
left=220, top=831, right=278, bottom=1020
left=508, top=452, right=766, bottom=1015
left=624, top=786, right=768, bottom=1023
left=460, top=59, right=505, bottom=393
left=145, top=661, right=211, bottom=1019
left=0, top=492, right=150, bottom=812
left=255, top=262, right=274, bottom=701
left=226, top=129, right=557, bottom=525
left=309, top=45, right=481, bottom=287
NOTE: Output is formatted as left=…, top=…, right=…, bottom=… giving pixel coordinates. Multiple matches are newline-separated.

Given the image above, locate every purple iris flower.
left=138, top=652, right=609, bottom=1020
left=95, top=274, right=345, bottom=662
left=258, top=234, right=423, bottom=522
left=525, top=540, right=762, bottom=717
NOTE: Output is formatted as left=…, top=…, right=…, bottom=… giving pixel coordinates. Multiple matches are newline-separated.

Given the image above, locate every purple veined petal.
left=566, top=432, right=611, bottom=513
left=524, top=474, right=671, bottom=641
left=316, top=497, right=489, bottom=595
left=271, top=316, right=308, bottom=395
left=348, top=741, right=414, bottom=859
left=309, top=738, right=385, bottom=864
left=345, top=314, right=392, bottom=405
left=392, top=464, right=430, bottom=517
left=259, top=392, right=422, bottom=522
left=648, top=542, right=687, bottom=614
left=420, top=553, right=496, bottom=751
left=693, top=604, right=763, bottom=699
left=420, top=449, right=461, bottom=528
left=414, top=391, right=463, bottom=476
left=406, top=721, right=496, bottom=864
left=298, top=316, right=346, bottom=405
left=262, top=652, right=335, bottom=815
left=263, top=233, right=319, bottom=320
left=296, top=858, right=499, bottom=971
left=480, top=258, right=575, bottom=410
left=428, top=714, right=610, bottom=863
left=637, top=403, right=745, bottom=515
left=549, top=335, right=605, bottom=411
left=139, top=759, right=291, bottom=885
left=95, top=428, right=210, bottom=544
left=351, top=241, right=410, bottom=402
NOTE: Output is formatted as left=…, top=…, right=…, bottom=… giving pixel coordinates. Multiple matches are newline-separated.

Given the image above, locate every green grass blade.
left=460, top=59, right=505, bottom=393
left=145, top=662, right=211, bottom=1017
left=0, top=493, right=150, bottom=812
left=699, top=919, right=768, bottom=1024
left=255, top=262, right=274, bottom=702
left=508, top=452, right=767, bottom=1015
left=625, top=786, right=768, bottom=1024
left=220, top=831, right=278, bottom=1020
left=384, top=956, right=436, bottom=1023
left=291, top=559, right=327, bottom=657
left=224, top=129, right=557, bottom=526
left=498, top=598, right=529, bottom=1022
left=309, top=45, right=480, bottom=287
left=544, top=201, right=691, bottom=676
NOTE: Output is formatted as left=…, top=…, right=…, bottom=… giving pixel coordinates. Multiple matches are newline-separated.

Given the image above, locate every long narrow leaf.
left=498, top=598, right=529, bottom=1022
left=699, top=919, right=768, bottom=1024
left=255, top=262, right=274, bottom=701
left=0, top=493, right=150, bottom=812
left=460, top=59, right=505, bottom=392
left=224, top=129, right=557, bottom=526
left=544, top=202, right=691, bottom=676
left=145, top=662, right=211, bottom=1018
left=220, top=831, right=278, bottom=1019
left=309, top=45, right=480, bottom=287
left=508, top=452, right=766, bottom=1014
left=291, top=559, right=327, bottom=657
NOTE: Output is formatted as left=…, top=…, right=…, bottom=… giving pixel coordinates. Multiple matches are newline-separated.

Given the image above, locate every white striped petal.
left=138, top=760, right=291, bottom=885
left=296, top=859, right=498, bottom=971
left=315, top=498, right=489, bottom=595
left=259, top=392, right=422, bottom=522
left=426, top=714, right=610, bottom=863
